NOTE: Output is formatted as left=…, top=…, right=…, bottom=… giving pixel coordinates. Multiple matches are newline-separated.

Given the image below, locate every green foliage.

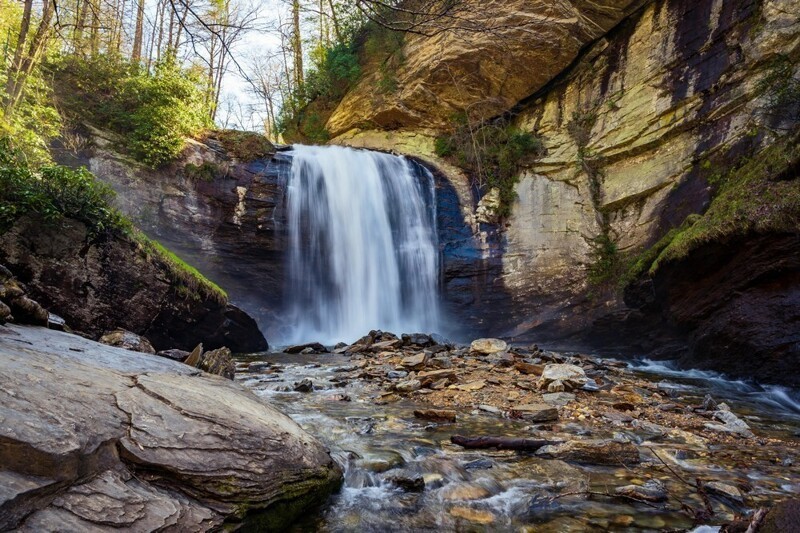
left=567, top=109, right=598, bottom=153
left=626, top=135, right=800, bottom=280
left=277, top=19, right=405, bottom=142
left=757, top=54, right=800, bottom=121
left=0, top=137, right=129, bottom=235
left=0, top=0, right=61, bottom=164
left=215, top=129, right=274, bottom=162
left=435, top=117, right=544, bottom=218
left=184, top=162, right=219, bottom=181
left=586, top=233, right=619, bottom=287
left=51, top=54, right=212, bottom=167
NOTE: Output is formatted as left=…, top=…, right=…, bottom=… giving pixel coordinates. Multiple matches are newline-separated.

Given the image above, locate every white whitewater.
left=284, top=144, right=440, bottom=344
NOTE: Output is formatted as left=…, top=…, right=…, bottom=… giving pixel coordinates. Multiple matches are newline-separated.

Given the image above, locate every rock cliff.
left=0, top=324, right=341, bottom=530
left=0, top=215, right=268, bottom=353
left=327, top=0, right=800, bottom=382
left=54, top=130, right=290, bottom=341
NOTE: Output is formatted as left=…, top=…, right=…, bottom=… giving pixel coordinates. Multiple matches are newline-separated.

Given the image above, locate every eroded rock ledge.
left=0, top=325, right=341, bottom=531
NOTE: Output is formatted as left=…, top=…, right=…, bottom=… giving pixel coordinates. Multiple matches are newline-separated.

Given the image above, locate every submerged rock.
left=536, top=439, right=640, bottom=466
left=285, top=342, right=329, bottom=354
left=615, top=480, right=668, bottom=502
left=293, top=378, right=314, bottom=392
left=0, top=325, right=341, bottom=531
left=100, top=328, right=156, bottom=354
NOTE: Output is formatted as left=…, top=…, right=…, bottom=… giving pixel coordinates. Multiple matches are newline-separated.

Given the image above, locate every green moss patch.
left=627, top=134, right=800, bottom=280
left=213, top=130, right=275, bottom=162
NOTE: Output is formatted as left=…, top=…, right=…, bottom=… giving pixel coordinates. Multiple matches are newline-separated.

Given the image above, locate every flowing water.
left=283, top=145, right=440, bottom=345
left=237, top=354, right=800, bottom=532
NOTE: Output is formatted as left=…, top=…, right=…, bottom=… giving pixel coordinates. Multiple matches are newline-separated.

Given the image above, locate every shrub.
left=435, top=117, right=544, bottom=217
left=215, top=130, right=274, bottom=162
left=50, top=54, right=212, bottom=167
left=0, top=137, right=128, bottom=235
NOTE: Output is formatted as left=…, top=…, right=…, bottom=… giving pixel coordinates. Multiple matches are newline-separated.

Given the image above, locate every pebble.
left=449, top=507, right=495, bottom=525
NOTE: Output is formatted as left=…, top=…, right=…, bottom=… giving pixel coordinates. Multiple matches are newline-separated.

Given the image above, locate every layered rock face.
left=55, top=131, right=290, bottom=340
left=329, top=0, right=800, bottom=384
left=326, top=0, right=645, bottom=136
left=0, top=324, right=341, bottom=530
left=0, top=215, right=267, bottom=352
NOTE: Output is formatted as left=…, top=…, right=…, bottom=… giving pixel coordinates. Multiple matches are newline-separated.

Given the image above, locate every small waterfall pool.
left=282, top=145, right=441, bottom=345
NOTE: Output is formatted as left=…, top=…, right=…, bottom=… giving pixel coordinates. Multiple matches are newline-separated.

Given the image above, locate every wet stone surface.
left=236, top=337, right=800, bottom=531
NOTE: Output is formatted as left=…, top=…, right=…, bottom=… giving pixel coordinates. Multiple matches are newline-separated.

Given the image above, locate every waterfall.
left=283, top=145, right=440, bottom=345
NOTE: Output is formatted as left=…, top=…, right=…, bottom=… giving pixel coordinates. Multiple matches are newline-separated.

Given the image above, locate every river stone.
left=759, top=498, right=800, bottom=533
left=401, top=333, right=435, bottom=347
left=293, top=378, right=314, bottom=392
left=615, top=480, right=668, bottom=502
left=441, top=483, right=490, bottom=501
left=450, top=506, right=495, bottom=525
left=396, top=379, right=422, bottom=393
left=401, top=352, right=429, bottom=370
left=510, top=403, right=559, bottom=422
left=285, top=342, right=329, bottom=354
left=515, top=361, right=544, bottom=375
left=0, top=300, right=11, bottom=323
left=99, top=328, right=156, bottom=354
left=705, top=405, right=755, bottom=439
left=538, top=364, right=588, bottom=392
left=704, top=481, right=744, bottom=505
left=542, top=392, right=576, bottom=406
left=8, top=295, right=49, bottom=326
left=387, top=475, right=425, bottom=492
left=0, top=324, right=341, bottom=531
left=194, top=347, right=235, bottom=379
left=536, top=439, right=640, bottom=466
left=470, top=338, right=508, bottom=355
left=158, top=348, right=191, bottom=362
left=413, top=409, right=457, bottom=422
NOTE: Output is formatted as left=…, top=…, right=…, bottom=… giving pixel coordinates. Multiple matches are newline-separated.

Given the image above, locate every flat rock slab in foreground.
left=0, top=325, right=341, bottom=531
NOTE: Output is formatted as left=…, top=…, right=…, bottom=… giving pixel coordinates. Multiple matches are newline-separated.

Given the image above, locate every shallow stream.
left=237, top=352, right=800, bottom=532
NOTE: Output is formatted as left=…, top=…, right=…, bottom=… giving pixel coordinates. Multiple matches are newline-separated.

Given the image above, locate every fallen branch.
left=450, top=435, right=560, bottom=451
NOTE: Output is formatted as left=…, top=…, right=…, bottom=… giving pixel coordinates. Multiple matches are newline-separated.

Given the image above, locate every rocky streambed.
left=238, top=332, right=800, bottom=532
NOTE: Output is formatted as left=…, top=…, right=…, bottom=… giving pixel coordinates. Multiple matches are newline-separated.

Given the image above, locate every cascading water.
left=283, top=145, right=440, bottom=344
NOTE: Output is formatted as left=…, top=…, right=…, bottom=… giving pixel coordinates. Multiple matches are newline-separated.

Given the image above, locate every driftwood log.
left=450, top=435, right=561, bottom=451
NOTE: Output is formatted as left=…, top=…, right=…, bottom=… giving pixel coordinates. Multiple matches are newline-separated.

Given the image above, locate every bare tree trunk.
left=73, top=0, right=90, bottom=54
left=5, top=0, right=34, bottom=109
left=292, top=0, right=303, bottom=88
left=90, top=0, right=100, bottom=55
left=326, top=0, right=341, bottom=42
left=132, top=0, right=146, bottom=62
left=5, top=0, right=55, bottom=116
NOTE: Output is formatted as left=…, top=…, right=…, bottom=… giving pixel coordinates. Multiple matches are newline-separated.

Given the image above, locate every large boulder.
left=0, top=325, right=341, bottom=530
left=470, top=338, right=508, bottom=355
left=538, top=364, right=588, bottom=392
